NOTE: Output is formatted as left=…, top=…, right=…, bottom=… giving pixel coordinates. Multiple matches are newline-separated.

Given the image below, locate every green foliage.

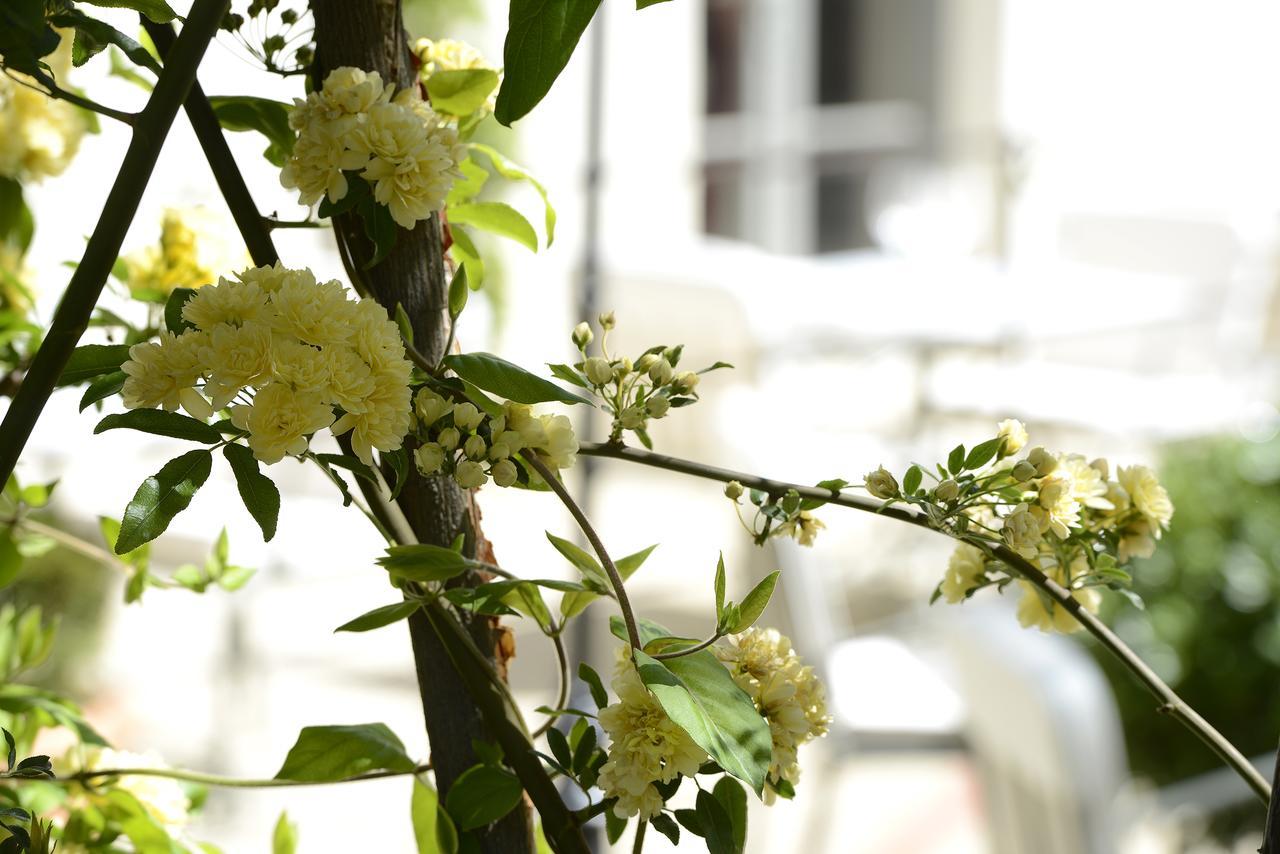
left=57, top=344, right=131, bottom=386
left=274, top=723, right=416, bottom=783
left=79, top=0, right=178, bottom=24
left=412, top=778, right=459, bottom=854
left=222, top=444, right=280, bottom=541
left=426, top=69, right=501, bottom=117
left=171, top=528, right=256, bottom=594
left=208, top=96, right=295, bottom=167
left=47, top=8, right=161, bottom=74
left=729, top=571, right=779, bottom=634
left=0, top=0, right=61, bottom=78
left=445, top=764, right=523, bottom=831
left=467, top=144, right=557, bottom=247
left=94, top=409, right=223, bottom=443
left=612, top=617, right=774, bottom=794
left=447, top=202, right=538, bottom=252
left=443, top=352, right=590, bottom=405
left=494, top=0, right=603, bottom=125
left=272, top=811, right=297, bottom=854
left=378, top=544, right=478, bottom=583
left=335, top=600, right=421, bottom=633
left=115, top=449, right=212, bottom=554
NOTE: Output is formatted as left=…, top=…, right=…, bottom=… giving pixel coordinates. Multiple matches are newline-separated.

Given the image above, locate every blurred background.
left=7, top=0, right=1280, bottom=851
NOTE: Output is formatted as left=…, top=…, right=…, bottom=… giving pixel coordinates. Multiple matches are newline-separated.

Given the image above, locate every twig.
left=0, top=0, right=231, bottom=485
left=632, top=819, right=647, bottom=854
left=66, top=762, right=431, bottom=789
left=14, top=518, right=124, bottom=573
left=521, top=451, right=641, bottom=651
left=579, top=441, right=1273, bottom=804
left=652, top=632, right=722, bottom=661
left=4, top=71, right=136, bottom=125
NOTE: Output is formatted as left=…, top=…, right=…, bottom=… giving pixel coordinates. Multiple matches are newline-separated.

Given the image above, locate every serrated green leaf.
left=223, top=444, right=280, bottom=541
left=95, top=409, right=222, bottom=443
left=426, top=69, right=501, bottom=117
left=712, top=777, right=747, bottom=853
left=965, top=437, right=1004, bottom=471
left=444, top=352, right=589, bottom=406
left=378, top=544, right=477, bottom=583
left=48, top=9, right=161, bottom=73
left=696, top=788, right=738, bottom=854
left=274, top=723, right=415, bottom=782
left=444, top=764, right=522, bottom=831
left=116, top=450, right=212, bottom=554
left=79, top=370, right=126, bottom=411
left=335, top=600, right=420, bottom=633
left=446, top=202, right=538, bottom=252
left=731, top=571, right=779, bottom=633
left=58, top=343, right=132, bottom=386
left=79, top=0, right=177, bottom=23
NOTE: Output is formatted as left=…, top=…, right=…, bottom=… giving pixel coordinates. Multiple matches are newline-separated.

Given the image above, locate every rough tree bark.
left=310, top=3, right=533, bottom=851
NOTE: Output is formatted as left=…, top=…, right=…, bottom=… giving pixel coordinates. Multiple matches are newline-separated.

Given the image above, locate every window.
left=705, top=0, right=746, bottom=115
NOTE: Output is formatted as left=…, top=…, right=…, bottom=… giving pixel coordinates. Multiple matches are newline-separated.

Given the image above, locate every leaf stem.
left=12, top=518, right=124, bottom=574
left=631, top=819, right=647, bottom=854
left=521, top=451, right=641, bottom=651
left=578, top=441, right=1273, bottom=804
left=65, top=762, right=432, bottom=789
left=4, top=71, right=136, bottom=125
left=651, top=632, right=722, bottom=661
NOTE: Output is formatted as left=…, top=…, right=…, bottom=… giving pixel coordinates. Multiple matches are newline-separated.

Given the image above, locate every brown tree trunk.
left=310, top=3, right=533, bottom=851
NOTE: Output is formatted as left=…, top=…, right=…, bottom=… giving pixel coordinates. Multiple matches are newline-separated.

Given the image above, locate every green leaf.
left=0, top=0, right=60, bottom=79
left=57, top=343, right=131, bottom=386
left=79, top=370, right=126, bottom=411
left=164, top=287, right=197, bottom=334
left=696, top=788, right=737, bottom=854
left=444, top=764, right=522, bottom=831
left=561, top=542, right=655, bottom=618
left=0, top=530, right=22, bottom=589
left=412, top=779, right=458, bottom=854
left=447, top=225, right=485, bottom=290
left=207, top=96, right=295, bottom=168
left=274, top=723, right=415, bottom=782
left=47, top=9, right=161, bottom=73
left=0, top=179, right=33, bottom=253
left=578, top=663, right=608, bottom=708
left=965, top=437, right=1004, bottom=471
left=637, top=0, right=673, bottom=8
left=79, top=0, right=178, bottom=23
left=614, top=619, right=773, bottom=794
left=272, top=811, right=298, bottom=854
left=948, top=444, right=966, bottom=476
left=902, top=465, right=922, bottom=495
left=650, top=813, right=680, bottom=846
left=604, top=810, right=628, bottom=845
left=714, top=553, right=726, bottom=616
left=495, top=0, right=603, bottom=125
left=222, top=444, right=281, bottom=541
left=468, top=144, right=557, bottom=246
left=545, top=726, right=572, bottom=770
left=545, top=532, right=607, bottom=587
left=335, top=600, right=420, bottom=633
left=711, top=777, right=747, bottom=854
left=95, top=409, right=222, bottom=443
left=426, top=69, right=501, bottom=117
left=384, top=446, right=410, bottom=501
left=449, top=158, right=490, bottom=203
left=216, top=564, right=256, bottom=592
left=378, top=544, right=477, bottom=583
left=730, top=571, right=779, bottom=633
left=447, top=202, right=538, bottom=252
left=116, top=450, right=212, bottom=554
left=444, top=352, right=590, bottom=405
left=547, top=363, right=588, bottom=389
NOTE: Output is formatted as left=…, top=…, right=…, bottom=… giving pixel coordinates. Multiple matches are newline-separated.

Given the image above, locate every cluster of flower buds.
left=864, top=419, right=1174, bottom=632
left=725, top=480, right=829, bottom=548
left=411, top=387, right=577, bottom=490
left=558, top=313, right=728, bottom=446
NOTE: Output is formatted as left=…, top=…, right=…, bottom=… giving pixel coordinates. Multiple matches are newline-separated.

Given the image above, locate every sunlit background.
left=8, top=0, right=1280, bottom=851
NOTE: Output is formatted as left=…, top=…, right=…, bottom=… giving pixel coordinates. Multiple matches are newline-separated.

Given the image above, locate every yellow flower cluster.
left=412, top=388, right=577, bottom=490
left=714, top=628, right=830, bottom=798
left=0, top=36, right=86, bottom=182
left=122, top=210, right=224, bottom=297
left=120, top=263, right=413, bottom=464
left=597, top=649, right=709, bottom=819
left=79, top=747, right=190, bottom=829
left=413, top=37, right=501, bottom=114
left=884, top=419, right=1175, bottom=633
left=281, top=66, right=465, bottom=229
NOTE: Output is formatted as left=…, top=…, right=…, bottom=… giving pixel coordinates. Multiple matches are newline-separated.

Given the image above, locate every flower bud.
left=598, top=311, right=616, bottom=331
left=1027, top=446, right=1057, bottom=477
left=724, top=480, right=744, bottom=501
left=455, top=460, right=488, bottom=489
left=1012, top=460, right=1037, bottom=482
left=935, top=479, right=959, bottom=502
left=864, top=466, right=899, bottom=500
left=452, top=402, right=484, bottom=432
left=437, top=427, right=460, bottom=451
left=415, top=388, right=451, bottom=427
left=572, top=322, right=593, bottom=350
left=996, top=418, right=1028, bottom=456
left=645, top=395, right=670, bottom=418
left=1003, top=503, right=1042, bottom=554
left=464, top=434, right=487, bottom=460
left=619, top=405, right=646, bottom=430
left=414, top=442, right=445, bottom=475
left=1089, top=457, right=1109, bottom=480
left=649, top=358, right=674, bottom=385
left=635, top=353, right=658, bottom=373
left=673, top=371, right=699, bottom=393
left=491, top=458, right=518, bottom=487
left=613, top=357, right=633, bottom=381
left=584, top=356, right=613, bottom=387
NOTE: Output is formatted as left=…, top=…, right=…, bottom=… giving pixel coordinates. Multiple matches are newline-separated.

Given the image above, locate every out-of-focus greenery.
left=1092, top=434, right=1280, bottom=835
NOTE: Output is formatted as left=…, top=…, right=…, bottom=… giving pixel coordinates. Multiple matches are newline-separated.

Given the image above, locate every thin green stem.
left=579, top=441, right=1273, bottom=804
left=66, top=762, right=431, bottom=789
left=631, top=819, right=647, bottom=854
left=13, top=518, right=124, bottom=573
left=521, top=451, right=641, bottom=651
left=651, top=632, right=722, bottom=661
left=0, top=0, right=231, bottom=486
left=304, top=452, right=395, bottom=544
left=5, top=71, right=136, bottom=125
